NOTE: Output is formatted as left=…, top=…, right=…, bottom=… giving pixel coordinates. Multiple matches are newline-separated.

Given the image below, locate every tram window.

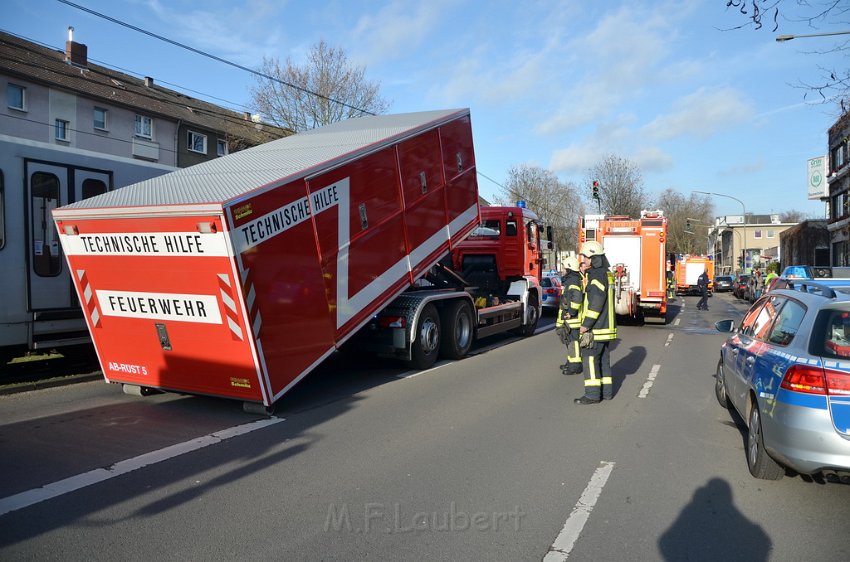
left=82, top=178, right=107, bottom=200
left=0, top=170, right=5, bottom=250
left=31, top=172, right=61, bottom=276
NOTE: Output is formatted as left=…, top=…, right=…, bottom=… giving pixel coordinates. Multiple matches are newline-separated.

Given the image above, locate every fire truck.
left=579, top=210, right=669, bottom=324
left=52, top=109, right=546, bottom=412
left=676, top=255, right=715, bottom=296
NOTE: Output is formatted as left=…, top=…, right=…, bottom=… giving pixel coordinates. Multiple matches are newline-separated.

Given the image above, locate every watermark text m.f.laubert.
left=324, top=502, right=527, bottom=534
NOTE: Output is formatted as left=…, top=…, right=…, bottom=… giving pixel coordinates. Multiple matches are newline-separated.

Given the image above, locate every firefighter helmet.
left=580, top=240, right=605, bottom=257
left=564, top=256, right=580, bottom=272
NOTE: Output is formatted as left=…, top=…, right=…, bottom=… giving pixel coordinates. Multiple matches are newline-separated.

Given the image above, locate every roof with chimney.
left=0, top=30, right=289, bottom=146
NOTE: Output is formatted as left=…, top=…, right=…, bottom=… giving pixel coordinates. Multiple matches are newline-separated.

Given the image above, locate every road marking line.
left=545, top=461, right=615, bottom=561
left=665, top=334, right=674, bottom=347
left=0, top=416, right=285, bottom=517
left=673, top=318, right=680, bottom=326
left=638, top=364, right=661, bottom=398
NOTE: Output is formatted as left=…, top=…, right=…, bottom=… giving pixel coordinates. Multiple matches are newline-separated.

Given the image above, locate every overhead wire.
left=57, top=0, right=374, bottom=117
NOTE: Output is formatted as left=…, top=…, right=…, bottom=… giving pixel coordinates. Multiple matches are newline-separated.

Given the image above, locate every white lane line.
left=665, top=334, right=674, bottom=347
left=638, top=364, right=661, bottom=398
left=545, top=461, right=615, bottom=561
left=673, top=318, right=680, bottom=326
left=395, top=360, right=453, bottom=379
left=0, top=416, right=285, bottom=517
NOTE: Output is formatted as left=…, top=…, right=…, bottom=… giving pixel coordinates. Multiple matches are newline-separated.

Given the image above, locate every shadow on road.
left=658, top=477, right=772, bottom=561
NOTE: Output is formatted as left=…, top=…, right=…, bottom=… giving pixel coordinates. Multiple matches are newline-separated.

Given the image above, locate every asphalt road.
left=1, top=293, right=848, bottom=561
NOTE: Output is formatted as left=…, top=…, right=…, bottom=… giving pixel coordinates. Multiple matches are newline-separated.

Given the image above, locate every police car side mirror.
left=715, top=319, right=735, bottom=333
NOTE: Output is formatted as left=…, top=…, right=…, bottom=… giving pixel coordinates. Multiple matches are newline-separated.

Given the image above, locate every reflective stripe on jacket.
left=582, top=267, right=617, bottom=341
left=561, top=270, right=584, bottom=329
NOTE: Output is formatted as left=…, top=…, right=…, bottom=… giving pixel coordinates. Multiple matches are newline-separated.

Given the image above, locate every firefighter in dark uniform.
left=575, top=240, right=618, bottom=405
left=557, top=256, right=584, bottom=375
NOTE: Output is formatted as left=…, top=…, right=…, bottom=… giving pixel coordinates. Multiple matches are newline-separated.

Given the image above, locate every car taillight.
left=780, top=364, right=827, bottom=394
left=826, top=369, right=850, bottom=396
left=545, top=288, right=557, bottom=295
left=781, top=364, right=850, bottom=396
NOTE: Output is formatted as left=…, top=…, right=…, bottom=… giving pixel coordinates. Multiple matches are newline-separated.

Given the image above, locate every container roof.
left=60, top=109, right=470, bottom=211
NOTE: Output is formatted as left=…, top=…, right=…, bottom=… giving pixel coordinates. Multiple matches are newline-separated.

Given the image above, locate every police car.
left=541, top=271, right=562, bottom=312
left=714, top=279, right=850, bottom=481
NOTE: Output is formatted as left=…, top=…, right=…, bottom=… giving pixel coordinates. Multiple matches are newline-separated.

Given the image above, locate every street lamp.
left=776, top=30, right=850, bottom=42
left=694, top=191, right=747, bottom=273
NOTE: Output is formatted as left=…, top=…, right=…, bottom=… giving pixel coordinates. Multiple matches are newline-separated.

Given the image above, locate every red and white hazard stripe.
left=75, top=269, right=101, bottom=328
left=241, top=268, right=262, bottom=339
left=217, top=273, right=244, bottom=341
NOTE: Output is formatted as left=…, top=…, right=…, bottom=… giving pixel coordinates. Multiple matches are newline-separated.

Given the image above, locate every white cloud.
left=351, top=0, right=452, bottom=64
left=641, top=87, right=753, bottom=140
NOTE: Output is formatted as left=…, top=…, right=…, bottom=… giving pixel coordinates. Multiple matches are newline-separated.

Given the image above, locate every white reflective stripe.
left=220, top=289, right=237, bottom=313
left=227, top=316, right=243, bottom=340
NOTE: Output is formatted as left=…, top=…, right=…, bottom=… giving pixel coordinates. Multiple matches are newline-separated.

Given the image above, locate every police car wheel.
left=746, top=404, right=785, bottom=480
left=714, top=360, right=729, bottom=409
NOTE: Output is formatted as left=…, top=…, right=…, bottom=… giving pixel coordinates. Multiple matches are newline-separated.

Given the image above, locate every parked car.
left=714, top=279, right=850, bottom=481
left=732, top=275, right=751, bottom=300
left=541, top=275, right=562, bottom=312
left=714, top=275, right=734, bottom=292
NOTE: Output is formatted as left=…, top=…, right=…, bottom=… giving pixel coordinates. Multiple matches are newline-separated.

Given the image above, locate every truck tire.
left=513, top=294, right=539, bottom=337
left=410, top=304, right=441, bottom=369
left=440, top=300, right=474, bottom=360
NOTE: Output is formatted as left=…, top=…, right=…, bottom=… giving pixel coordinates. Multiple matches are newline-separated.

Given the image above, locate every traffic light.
left=737, top=256, right=743, bottom=269
left=591, top=180, right=599, bottom=199
left=686, top=219, right=692, bottom=230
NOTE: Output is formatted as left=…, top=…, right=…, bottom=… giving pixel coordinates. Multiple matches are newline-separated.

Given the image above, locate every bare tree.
left=251, top=40, right=391, bottom=132
left=723, top=1, right=850, bottom=108
left=779, top=209, right=808, bottom=222
left=654, top=189, right=716, bottom=256
left=585, top=155, right=650, bottom=217
left=496, top=164, right=583, bottom=253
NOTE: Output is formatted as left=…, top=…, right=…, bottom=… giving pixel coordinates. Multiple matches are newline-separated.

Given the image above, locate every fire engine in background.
left=579, top=210, right=669, bottom=324
left=676, top=255, right=715, bottom=296
left=53, top=109, right=547, bottom=412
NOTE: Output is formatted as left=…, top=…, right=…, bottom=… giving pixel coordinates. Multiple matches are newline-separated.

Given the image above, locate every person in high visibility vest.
left=557, top=256, right=584, bottom=375
left=575, top=240, right=618, bottom=405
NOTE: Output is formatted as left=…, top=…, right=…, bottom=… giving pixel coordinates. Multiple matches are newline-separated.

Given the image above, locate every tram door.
left=26, top=161, right=110, bottom=311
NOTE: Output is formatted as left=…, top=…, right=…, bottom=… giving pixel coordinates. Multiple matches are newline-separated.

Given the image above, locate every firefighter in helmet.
left=557, top=256, right=584, bottom=375
left=575, top=240, right=618, bottom=404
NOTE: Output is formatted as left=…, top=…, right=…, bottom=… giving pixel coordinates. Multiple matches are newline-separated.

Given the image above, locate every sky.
left=5, top=0, right=846, bottom=219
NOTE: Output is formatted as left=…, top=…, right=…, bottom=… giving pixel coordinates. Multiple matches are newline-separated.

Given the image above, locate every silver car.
left=715, top=279, right=850, bottom=481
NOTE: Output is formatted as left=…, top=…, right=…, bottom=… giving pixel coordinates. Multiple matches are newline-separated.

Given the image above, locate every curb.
left=0, top=372, right=103, bottom=396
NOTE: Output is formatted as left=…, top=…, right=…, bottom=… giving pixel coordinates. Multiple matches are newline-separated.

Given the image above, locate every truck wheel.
left=440, top=300, right=474, bottom=360
left=514, top=294, right=539, bottom=337
left=410, top=304, right=441, bottom=369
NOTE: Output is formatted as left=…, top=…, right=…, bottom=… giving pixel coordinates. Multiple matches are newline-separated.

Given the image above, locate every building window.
left=834, top=240, right=849, bottom=267
left=187, top=131, right=207, bottom=154
left=753, top=230, right=762, bottom=239
left=833, top=144, right=846, bottom=171
left=135, top=114, right=153, bottom=139
left=93, top=107, right=107, bottom=130
left=7, top=83, right=25, bottom=111
left=216, top=139, right=228, bottom=157
left=767, top=230, right=775, bottom=238
left=55, top=119, right=69, bottom=141
left=833, top=192, right=846, bottom=220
